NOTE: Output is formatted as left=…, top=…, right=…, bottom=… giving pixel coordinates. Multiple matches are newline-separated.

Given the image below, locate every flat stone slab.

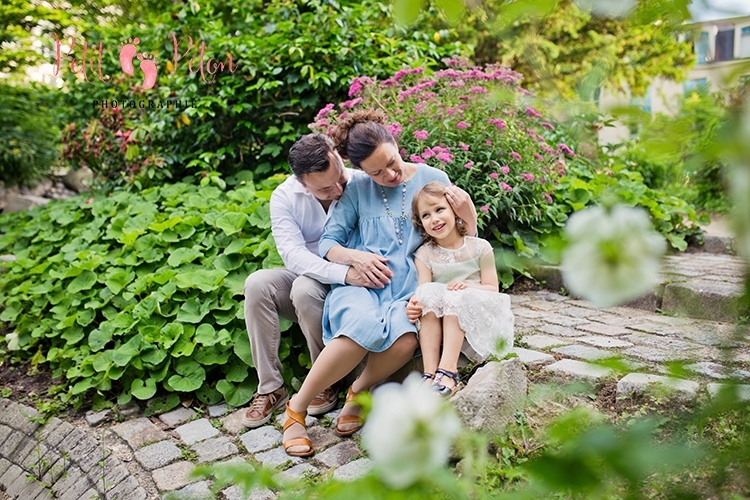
left=112, top=418, right=168, bottom=449
left=174, top=418, right=219, bottom=445
left=576, top=323, right=631, bottom=337
left=85, top=410, right=112, bottom=427
left=685, top=362, right=750, bottom=380
left=276, top=463, right=318, bottom=483
left=208, top=403, right=230, bottom=417
left=332, top=457, right=373, bottom=482
left=166, top=479, right=213, bottom=499
left=239, top=426, right=282, bottom=454
left=191, top=436, right=239, bottom=463
left=536, top=324, right=582, bottom=337
left=314, top=440, right=362, bottom=468
left=222, top=485, right=276, bottom=500
left=621, top=346, right=687, bottom=363
left=575, top=335, right=634, bottom=349
left=662, top=281, right=742, bottom=322
left=546, top=359, right=613, bottom=381
left=624, top=332, right=701, bottom=352
left=307, top=426, right=342, bottom=451
left=134, top=440, right=182, bottom=470
left=544, top=315, right=590, bottom=327
left=151, top=460, right=197, bottom=491
left=221, top=409, right=247, bottom=435
left=512, top=347, right=555, bottom=367
left=617, top=373, right=699, bottom=403
left=159, top=407, right=196, bottom=427
left=254, top=446, right=304, bottom=469
left=521, top=335, right=569, bottom=350
left=707, top=383, right=750, bottom=401
left=552, top=344, right=616, bottom=362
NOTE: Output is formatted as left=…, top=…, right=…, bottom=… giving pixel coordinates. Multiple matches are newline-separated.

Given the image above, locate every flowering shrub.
left=310, top=61, right=572, bottom=237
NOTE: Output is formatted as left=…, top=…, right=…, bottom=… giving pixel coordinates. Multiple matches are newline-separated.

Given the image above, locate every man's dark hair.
left=288, top=133, right=336, bottom=179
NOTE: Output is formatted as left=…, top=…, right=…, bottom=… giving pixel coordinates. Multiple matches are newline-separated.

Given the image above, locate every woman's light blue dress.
left=318, top=164, right=450, bottom=352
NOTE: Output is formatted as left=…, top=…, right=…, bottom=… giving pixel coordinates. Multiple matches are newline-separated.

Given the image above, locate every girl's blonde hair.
left=411, top=181, right=467, bottom=245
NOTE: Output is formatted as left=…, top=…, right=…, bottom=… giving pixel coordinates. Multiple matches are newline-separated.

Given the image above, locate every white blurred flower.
left=727, top=104, right=750, bottom=262
left=5, top=332, right=19, bottom=351
left=561, top=205, right=666, bottom=308
left=574, top=0, right=636, bottom=18
left=362, top=372, right=462, bottom=489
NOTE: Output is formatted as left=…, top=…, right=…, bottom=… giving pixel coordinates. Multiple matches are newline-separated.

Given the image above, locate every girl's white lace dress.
left=413, top=236, right=514, bottom=361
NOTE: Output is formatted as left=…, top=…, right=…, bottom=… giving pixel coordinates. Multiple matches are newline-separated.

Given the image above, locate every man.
left=241, top=133, right=378, bottom=428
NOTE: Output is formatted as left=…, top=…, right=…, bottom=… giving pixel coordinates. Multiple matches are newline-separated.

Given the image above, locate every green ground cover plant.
left=0, top=175, right=312, bottom=408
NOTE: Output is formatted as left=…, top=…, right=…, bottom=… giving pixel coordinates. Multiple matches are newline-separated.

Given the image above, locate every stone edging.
left=0, top=398, right=146, bottom=500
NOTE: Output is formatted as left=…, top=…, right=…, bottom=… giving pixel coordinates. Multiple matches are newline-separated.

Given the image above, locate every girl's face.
left=416, top=194, right=458, bottom=241
left=359, top=141, right=405, bottom=187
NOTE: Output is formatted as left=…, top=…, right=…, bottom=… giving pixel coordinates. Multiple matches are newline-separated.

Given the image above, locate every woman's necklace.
left=380, top=181, right=408, bottom=244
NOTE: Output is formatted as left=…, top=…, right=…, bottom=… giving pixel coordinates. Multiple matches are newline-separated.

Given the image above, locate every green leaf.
left=194, top=346, right=232, bottom=365
left=225, top=362, right=249, bottom=383
left=176, top=298, right=211, bottom=323
left=67, top=270, right=97, bottom=293
left=233, top=328, right=254, bottom=367
left=174, top=269, right=228, bottom=293
left=195, top=324, right=231, bottom=346
left=0, top=305, right=21, bottom=322
left=167, top=247, right=203, bottom=267
left=104, top=270, right=135, bottom=295
left=393, top=0, right=423, bottom=25
left=168, top=359, right=206, bottom=392
left=144, top=393, right=181, bottom=416
left=196, top=383, right=223, bottom=405
left=216, top=378, right=257, bottom=407
left=215, top=213, right=248, bottom=236
left=159, top=323, right=184, bottom=349
left=171, top=329, right=196, bottom=357
left=113, top=334, right=144, bottom=366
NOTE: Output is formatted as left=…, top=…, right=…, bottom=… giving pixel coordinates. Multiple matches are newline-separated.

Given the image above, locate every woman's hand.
left=406, top=296, right=423, bottom=323
left=343, top=249, right=393, bottom=288
left=446, top=281, right=467, bottom=291
left=445, top=185, right=478, bottom=236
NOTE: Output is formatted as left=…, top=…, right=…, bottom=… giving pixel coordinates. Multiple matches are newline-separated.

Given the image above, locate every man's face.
left=299, top=151, right=348, bottom=202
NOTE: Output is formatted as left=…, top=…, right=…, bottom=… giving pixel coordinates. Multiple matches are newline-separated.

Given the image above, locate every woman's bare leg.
left=417, top=312, right=442, bottom=384
left=337, top=332, right=419, bottom=433
left=284, top=337, right=367, bottom=453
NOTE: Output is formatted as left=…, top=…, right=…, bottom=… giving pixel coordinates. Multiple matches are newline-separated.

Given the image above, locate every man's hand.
left=344, top=249, right=393, bottom=288
left=446, top=281, right=467, bottom=291
left=345, top=267, right=380, bottom=288
left=406, top=296, right=423, bottom=323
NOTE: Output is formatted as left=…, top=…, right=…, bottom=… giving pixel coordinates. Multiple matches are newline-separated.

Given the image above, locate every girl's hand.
left=446, top=281, right=467, bottom=291
left=406, top=296, right=423, bottom=323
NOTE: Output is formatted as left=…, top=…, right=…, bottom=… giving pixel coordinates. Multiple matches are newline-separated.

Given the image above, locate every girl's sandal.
left=282, top=401, right=314, bottom=457
left=335, top=386, right=365, bottom=437
left=421, top=372, right=435, bottom=383
left=434, top=368, right=462, bottom=397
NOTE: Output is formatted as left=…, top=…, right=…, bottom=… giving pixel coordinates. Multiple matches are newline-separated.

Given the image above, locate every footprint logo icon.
left=136, top=53, right=158, bottom=90
left=119, top=38, right=140, bottom=76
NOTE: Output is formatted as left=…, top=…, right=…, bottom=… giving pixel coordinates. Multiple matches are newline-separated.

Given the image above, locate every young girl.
left=406, top=181, right=514, bottom=396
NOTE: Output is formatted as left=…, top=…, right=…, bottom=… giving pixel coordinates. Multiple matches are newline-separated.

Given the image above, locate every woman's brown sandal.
left=335, top=386, right=365, bottom=437
left=282, top=401, right=314, bottom=457
left=434, top=368, right=461, bottom=397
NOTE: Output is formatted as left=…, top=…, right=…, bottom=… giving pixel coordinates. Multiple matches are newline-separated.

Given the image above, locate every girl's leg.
left=436, top=315, right=465, bottom=391
left=284, top=336, right=367, bottom=453
left=418, top=312, right=442, bottom=384
left=336, top=332, right=419, bottom=433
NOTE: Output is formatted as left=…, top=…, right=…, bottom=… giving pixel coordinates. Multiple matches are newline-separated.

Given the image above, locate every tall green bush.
left=56, top=0, right=470, bottom=187
left=0, top=176, right=311, bottom=408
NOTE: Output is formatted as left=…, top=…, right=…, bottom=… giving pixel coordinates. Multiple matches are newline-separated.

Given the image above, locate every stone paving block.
left=521, top=335, right=569, bottom=350
left=624, top=333, right=701, bottom=352
left=50, top=465, right=89, bottom=499
left=314, top=441, right=362, bottom=468
left=85, top=409, right=112, bottom=427
left=165, top=479, right=213, bottom=499
left=523, top=300, right=560, bottom=311
left=537, top=324, right=581, bottom=338
left=152, top=460, right=197, bottom=491
left=254, top=446, right=304, bottom=469
left=208, top=403, right=229, bottom=417
left=112, top=417, right=168, bottom=449
left=545, top=315, right=590, bottom=327
left=135, top=440, right=183, bottom=470
left=552, top=345, right=615, bottom=362
left=192, top=435, right=239, bottom=463
left=240, top=426, right=282, bottom=454
left=7, top=470, right=45, bottom=499
left=36, top=418, right=69, bottom=447
left=553, top=305, right=606, bottom=319
left=576, top=335, right=634, bottom=349
left=617, top=373, right=699, bottom=403
left=223, top=485, right=276, bottom=500
left=576, top=323, right=631, bottom=337
left=0, top=424, right=12, bottom=448
left=118, top=401, right=141, bottom=417
left=65, top=488, right=99, bottom=500
left=510, top=295, right=531, bottom=304
left=512, top=308, right=547, bottom=319
left=65, top=434, right=102, bottom=473
left=102, top=474, right=140, bottom=499
left=0, top=401, right=41, bottom=434
left=175, top=419, right=220, bottom=445
left=621, top=346, right=686, bottom=363
left=9, top=434, right=38, bottom=466
left=512, top=347, right=555, bottom=367
left=685, top=362, right=750, bottom=380
left=546, top=359, right=613, bottom=381
left=0, top=457, right=9, bottom=477
left=32, top=486, right=55, bottom=500
left=332, top=457, right=373, bottom=482
left=627, top=321, right=683, bottom=336
left=160, top=407, right=196, bottom=428
left=222, top=408, right=247, bottom=435
left=307, top=426, right=341, bottom=452
left=276, top=463, right=318, bottom=483
left=0, top=431, right=31, bottom=458
left=707, top=383, right=750, bottom=401
left=96, top=455, right=131, bottom=493
left=0, top=463, right=24, bottom=490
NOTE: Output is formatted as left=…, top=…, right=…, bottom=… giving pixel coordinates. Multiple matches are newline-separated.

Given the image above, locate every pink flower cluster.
left=510, top=151, right=522, bottom=162
left=456, top=121, right=469, bottom=129
left=414, top=130, right=429, bottom=140
left=314, top=103, right=335, bottom=121
left=520, top=173, right=534, bottom=182
left=348, top=76, right=374, bottom=97
left=388, top=122, right=403, bottom=137
left=487, top=118, right=507, bottom=130
left=525, top=106, right=542, bottom=118
left=500, top=182, right=513, bottom=192
left=341, top=97, right=363, bottom=109
left=397, top=79, right=437, bottom=102
left=558, top=144, right=576, bottom=157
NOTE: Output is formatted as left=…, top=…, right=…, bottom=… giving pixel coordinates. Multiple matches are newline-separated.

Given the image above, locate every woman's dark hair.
left=411, top=181, right=467, bottom=246
left=288, top=133, right=336, bottom=179
left=329, top=109, right=395, bottom=168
